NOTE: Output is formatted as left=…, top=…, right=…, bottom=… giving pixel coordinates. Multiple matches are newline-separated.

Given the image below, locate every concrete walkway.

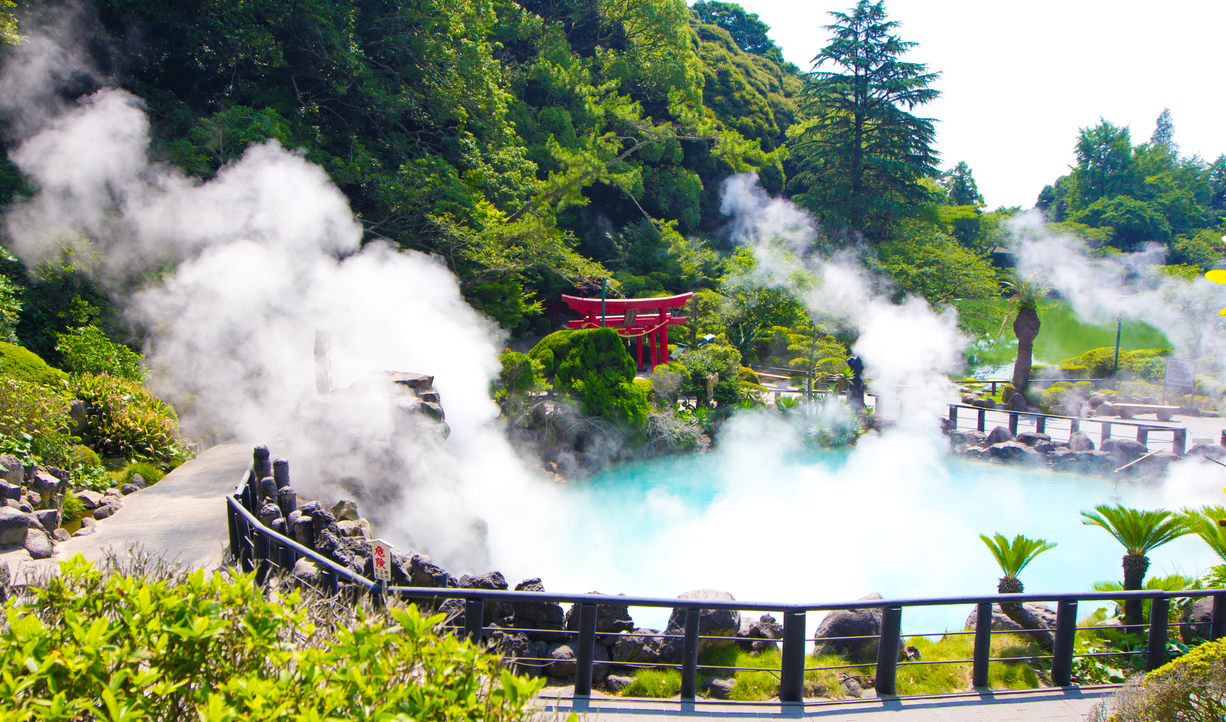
left=1, top=443, right=250, bottom=581
left=536, top=687, right=1113, bottom=721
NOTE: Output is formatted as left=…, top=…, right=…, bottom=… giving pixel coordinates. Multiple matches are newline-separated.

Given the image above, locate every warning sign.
left=371, top=539, right=393, bottom=583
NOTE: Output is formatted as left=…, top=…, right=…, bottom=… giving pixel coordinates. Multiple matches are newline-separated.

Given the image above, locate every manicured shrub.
left=0, top=341, right=67, bottom=388
left=677, top=338, right=744, bottom=409
left=1060, top=347, right=1170, bottom=381
left=1091, top=638, right=1226, bottom=721
left=56, top=324, right=144, bottom=381
left=529, top=329, right=648, bottom=424
left=69, top=373, right=186, bottom=466
left=0, top=555, right=543, bottom=721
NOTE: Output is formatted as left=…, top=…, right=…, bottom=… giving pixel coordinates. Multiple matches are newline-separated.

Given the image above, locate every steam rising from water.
left=2, top=12, right=1221, bottom=627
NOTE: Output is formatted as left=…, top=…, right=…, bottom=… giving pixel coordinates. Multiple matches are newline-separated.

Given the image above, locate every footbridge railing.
left=226, top=449, right=1226, bottom=704
left=947, top=403, right=1189, bottom=455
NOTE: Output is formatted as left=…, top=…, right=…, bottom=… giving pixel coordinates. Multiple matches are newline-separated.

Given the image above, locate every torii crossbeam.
left=561, top=292, right=692, bottom=369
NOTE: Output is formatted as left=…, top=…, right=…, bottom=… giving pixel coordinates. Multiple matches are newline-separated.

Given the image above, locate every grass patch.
left=619, top=668, right=680, bottom=698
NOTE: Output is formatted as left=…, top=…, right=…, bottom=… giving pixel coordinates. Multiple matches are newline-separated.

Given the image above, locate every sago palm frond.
left=980, top=533, right=1056, bottom=580
left=1080, top=505, right=1189, bottom=556
left=1180, top=505, right=1226, bottom=562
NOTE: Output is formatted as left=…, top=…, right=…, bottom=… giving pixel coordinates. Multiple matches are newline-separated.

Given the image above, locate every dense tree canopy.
left=789, top=0, right=940, bottom=240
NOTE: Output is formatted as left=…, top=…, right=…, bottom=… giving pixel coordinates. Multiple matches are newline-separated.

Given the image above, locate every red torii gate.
left=561, top=292, right=692, bottom=369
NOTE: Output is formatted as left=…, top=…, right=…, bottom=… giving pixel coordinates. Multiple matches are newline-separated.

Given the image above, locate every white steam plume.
left=719, top=173, right=965, bottom=433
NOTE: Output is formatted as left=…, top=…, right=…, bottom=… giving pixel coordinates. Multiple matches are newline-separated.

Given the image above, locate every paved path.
left=536, top=688, right=1113, bottom=721
left=0, top=443, right=250, bottom=581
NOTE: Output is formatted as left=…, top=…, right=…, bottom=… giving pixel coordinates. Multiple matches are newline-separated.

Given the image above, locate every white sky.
left=723, top=0, right=1226, bottom=211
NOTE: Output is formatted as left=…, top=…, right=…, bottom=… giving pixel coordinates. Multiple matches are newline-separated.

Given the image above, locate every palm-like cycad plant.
left=980, top=533, right=1057, bottom=651
left=1081, top=505, right=1189, bottom=627
left=1180, top=505, right=1226, bottom=562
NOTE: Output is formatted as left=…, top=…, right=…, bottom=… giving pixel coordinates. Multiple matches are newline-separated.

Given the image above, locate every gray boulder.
left=606, top=675, right=633, bottom=693
left=409, top=554, right=455, bottom=587
left=51, top=528, right=70, bottom=542
left=737, top=613, right=784, bottom=653
left=986, top=425, right=1015, bottom=445
left=34, top=508, right=60, bottom=532
left=814, top=593, right=903, bottom=663
left=1068, top=431, right=1095, bottom=452
left=258, top=501, right=281, bottom=528
left=120, top=483, right=140, bottom=495
left=665, top=589, right=740, bottom=654
left=702, top=677, right=737, bottom=700
left=949, top=430, right=988, bottom=448
left=0, top=482, right=19, bottom=501
left=1015, top=431, right=1051, bottom=447
left=1178, top=597, right=1215, bottom=643
left=24, top=528, right=53, bottom=559
left=988, top=441, right=1040, bottom=464
left=1188, top=444, right=1226, bottom=461
left=292, top=558, right=322, bottom=585
left=30, top=470, right=59, bottom=499
left=1102, top=439, right=1148, bottom=467
left=511, top=578, right=565, bottom=627
left=1006, top=393, right=1028, bottom=412
left=0, top=507, right=32, bottom=545
left=965, top=602, right=1057, bottom=632
left=75, top=490, right=105, bottom=509
left=563, top=592, right=635, bottom=636
left=610, top=628, right=668, bottom=664
left=331, top=499, right=359, bottom=522
left=1074, top=450, right=1115, bottom=476
left=0, top=455, right=21, bottom=485
left=545, top=642, right=577, bottom=679
left=291, top=514, right=314, bottom=548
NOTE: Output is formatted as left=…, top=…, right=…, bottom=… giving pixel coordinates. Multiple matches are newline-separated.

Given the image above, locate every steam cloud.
left=3, top=9, right=1220, bottom=635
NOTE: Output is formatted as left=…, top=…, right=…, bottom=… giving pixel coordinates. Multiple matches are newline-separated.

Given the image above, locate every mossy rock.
left=0, top=342, right=68, bottom=388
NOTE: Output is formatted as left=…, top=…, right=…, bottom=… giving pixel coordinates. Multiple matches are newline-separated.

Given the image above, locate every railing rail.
left=227, top=447, right=1226, bottom=704
left=947, top=403, right=1188, bottom=455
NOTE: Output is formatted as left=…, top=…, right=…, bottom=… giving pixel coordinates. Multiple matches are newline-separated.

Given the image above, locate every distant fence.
left=947, top=403, right=1189, bottom=455
left=227, top=448, right=1226, bottom=705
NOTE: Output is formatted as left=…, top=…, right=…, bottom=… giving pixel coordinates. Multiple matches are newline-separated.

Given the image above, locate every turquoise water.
left=540, top=427, right=1224, bottom=635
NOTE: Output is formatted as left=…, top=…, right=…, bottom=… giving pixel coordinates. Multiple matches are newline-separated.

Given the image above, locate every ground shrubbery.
left=69, top=373, right=187, bottom=466
left=0, top=555, right=543, bottom=722
left=529, top=328, right=649, bottom=424
left=1090, top=638, right=1226, bottom=721
left=1060, top=347, right=1170, bottom=381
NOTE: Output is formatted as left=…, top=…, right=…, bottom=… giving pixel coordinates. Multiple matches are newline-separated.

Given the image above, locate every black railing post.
left=780, top=610, right=806, bottom=703
left=1102, top=421, right=1112, bottom=441
left=226, top=500, right=239, bottom=561
left=971, top=602, right=992, bottom=688
left=1213, top=593, right=1226, bottom=641
left=1137, top=428, right=1148, bottom=446
left=1037, top=416, right=1047, bottom=434
left=1173, top=428, right=1187, bottom=456
left=322, top=569, right=337, bottom=595
left=1008, top=413, right=1018, bottom=436
left=574, top=603, right=597, bottom=696
left=977, top=408, right=986, bottom=432
left=465, top=599, right=485, bottom=644
left=253, top=531, right=269, bottom=585
left=948, top=405, right=957, bottom=428
left=1071, top=418, right=1080, bottom=434
left=874, top=607, right=902, bottom=696
left=1146, top=596, right=1169, bottom=671
left=1051, top=600, right=1078, bottom=686
left=680, top=608, right=700, bottom=701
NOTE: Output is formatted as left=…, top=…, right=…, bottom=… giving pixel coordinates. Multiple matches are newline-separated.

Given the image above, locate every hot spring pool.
left=479, top=419, right=1226, bottom=635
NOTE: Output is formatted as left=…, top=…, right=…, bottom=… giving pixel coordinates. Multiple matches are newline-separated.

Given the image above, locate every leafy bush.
left=0, top=375, right=73, bottom=468
left=1060, top=347, right=1170, bottom=381
left=1090, top=638, right=1226, bottom=721
left=0, top=341, right=67, bottom=388
left=676, top=338, right=744, bottom=410
left=69, top=374, right=187, bottom=466
left=60, top=489, right=85, bottom=519
left=0, top=555, right=543, bottom=721
left=56, top=324, right=144, bottom=381
left=529, top=329, right=648, bottom=424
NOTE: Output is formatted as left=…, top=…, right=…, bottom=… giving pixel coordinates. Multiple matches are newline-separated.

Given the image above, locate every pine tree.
left=789, top=0, right=940, bottom=240
left=1150, top=108, right=1175, bottom=152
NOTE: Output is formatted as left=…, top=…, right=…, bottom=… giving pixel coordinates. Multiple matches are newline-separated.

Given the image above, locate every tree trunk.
left=996, top=577, right=1054, bottom=652
left=1011, top=306, right=1041, bottom=394
left=1122, top=553, right=1150, bottom=629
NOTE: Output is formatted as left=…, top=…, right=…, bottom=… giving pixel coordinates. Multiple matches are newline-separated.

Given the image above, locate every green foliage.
left=119, top=460, right=168, bottom=486
left=1171, top=229, right=1225, bottom=270
left=56, top=325, right=144, bottom=381
left=0, top=376, right=73, bottom=469
left=790, top=0, right=940, bottom=238
left=529, top=329, right=647, bottom=424
left=878, top=226, right=998, bottom=304
left=1081, top=505, right=1189, bottom=558
left=498, top=350, right=544, bottom=398
left=0, top=555, right=543, bottom=721
left=1180, top=506, right=1226, bottom=563
left=1097, top=638, right=1226, bottom=721
left=60, top=489, right=85, bottom=520
left=1060, top=347, right=1170, bottom=381
left=0, top=342, right=68, bottom=388
left=675, top=337, right=743, bottom=409
left=980, top=533, right=1056, bottom=583
left=69, top=374, right=186, bottom=466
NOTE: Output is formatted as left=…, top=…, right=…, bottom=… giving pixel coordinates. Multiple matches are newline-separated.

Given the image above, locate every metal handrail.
left=227, top=447, right=1226, bottom=705
left=947, top=403, right=1189, bottom=454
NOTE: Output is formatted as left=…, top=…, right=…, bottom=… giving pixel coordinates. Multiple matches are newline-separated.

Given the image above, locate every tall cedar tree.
left=790, top=0, right=940, bottom=240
